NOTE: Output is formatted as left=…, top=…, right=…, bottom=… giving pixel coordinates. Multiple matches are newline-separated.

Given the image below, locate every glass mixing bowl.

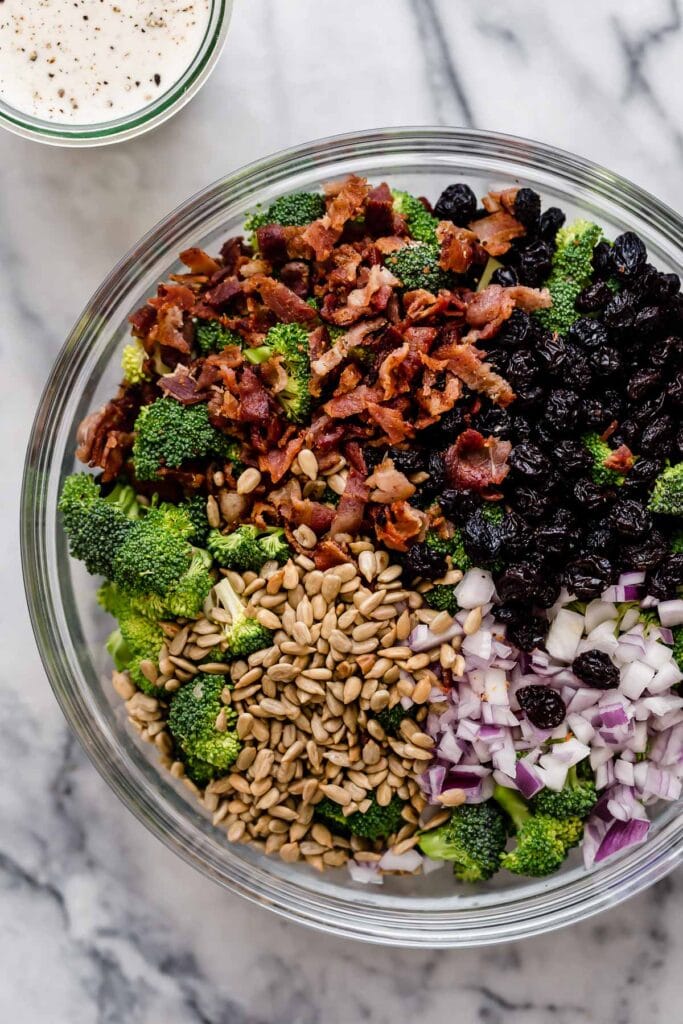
left=21, top=127, right=683, bottom=946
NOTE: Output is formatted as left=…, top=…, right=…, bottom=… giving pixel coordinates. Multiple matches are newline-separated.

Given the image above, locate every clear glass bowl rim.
left=0, top=0, right=232, bottom=147
left=21, top=126, right=683, bottom=946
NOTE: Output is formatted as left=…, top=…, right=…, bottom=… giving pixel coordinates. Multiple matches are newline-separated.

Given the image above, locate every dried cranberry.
left=584, top=524, right=615, bottom=555
left=534, top=509, right=576, bottom=556
left=535, top=574, right=562, bottom=608
left=553, top=440, right=592, bottom=476
left=491, top=266, right=519, bottom=287
left=573, top=479, right=608, bottom=512
left=514, top=240, right=553, bottom=286
left=539, top=207, right=566, bottom=244
left=562, top=345, right=593, bottom=390
left=434, top=183, right=477, bottom=226
left=510, top=487, right=553, bottom=520
left=652, top=272, right=680, bottom=300
left=517, top=685, right=566, bottom=729
left=563, top=555, right=614, bottom=599
left=572, top=650, right=620, bottom=689
left=509, top=443, right=551, bottom=481
left=386, top=447, right=426, bottom=475
left=535, top=332, right=568, bottom=373
left=604, top=290, right=637, bottom=329
left=590, top=346, right=621, bottom=377
left=592, top=240, right=615, bottom=279
left=567, top=317, right=609, bottom=351
left=462, top=511, right=504, bottom=566
left=627, top=369, right=662, bottom=402
left=513, top=188, right=541, bottom=231
left=506, top=350, right=539, bottom=387
left=496, top=309, right=535, bottom=349
left=496, top=561, right=543, bottom=602
left=620, top=533, right=667, bottom=572
left=648, top=555, right=683, bottom=600
left=575, top=280, right=613, bottom=313
left=402, top=542, right=447, bottom=582
left=583, top=399, right=611, bottom=430
left=651, top=335, right=682, bottom=369
left=514, top=384, right=546, bottom=410
left=440, top=488, right=480, bottom=523
left=471, top=403, right=512, bottom=438
left=640, top=415, right=674, bottom=456
left=542, top=389, right=582, bottom=433
left=609, top=500, right=652, bottom=539
left=612, top=232, right=647, bottom=280
left=507, top=617, right=547, bottom=652
left=667, top=372, right=683, bottom=407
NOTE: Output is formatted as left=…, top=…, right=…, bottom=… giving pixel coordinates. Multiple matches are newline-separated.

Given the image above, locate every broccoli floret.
left=258, top=527, right=292, bottom=565
left=173, top=494, right=211, bottom=547
left=102, top=582, right=167, bottom=696
left=493, top=785, right=574, bottom=878
left=213, top=576, right=272, bottom=659
left=672, top=627, right=683, bottom=672
left=536, top=219, right=604, bottom=333
left=247, top=191, right=326, bottom=235
left=58, top=474, right=140, bottom=578
left=582, top=432, right=626, bottom=487
left=482, top=503, right=504, bottom=524
left=132, top=398, right=232, bottom=481
left=392, top=190, right=439, bottom=244
left=168, top=673, right=241, bottom=777
left=121, top=339, right=150, bottom=384
left=425, top=528, right=471, bottom=571
left=112, top=516, right=192, bottom=596
left=321, top=485, right=341, bottom=506
left=385, top=242, right=451, bottom=294
left=106, top=628, right=132, bottom=671
left=373, top=703, right=408, bottom=737
left=247, top=323, right=312, bottom=423
left=163, top=550, right=214, bottom=619
left=424, top=584, right=459, bottom=615
left=418, top=801, right=507, bottom=883
left=649, top=462, right=683, bottom=516
left=315, top=795, right=405, bottom=841
left=194, top=319, right=242, bottom=355
left=207, top=525, right=264, bottom=573
left=531, top=764, right=597, bottom=821
left=671, top=532, right=683, bottom=554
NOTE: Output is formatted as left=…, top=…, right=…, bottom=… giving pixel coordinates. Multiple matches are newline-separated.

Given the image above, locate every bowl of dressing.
left=0, top=0, right=231, bottom=146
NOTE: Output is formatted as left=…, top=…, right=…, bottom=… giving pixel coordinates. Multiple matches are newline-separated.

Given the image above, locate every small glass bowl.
left=0, top=0, right=232, bottom=147
left=21, top=128, right=683, bottom=945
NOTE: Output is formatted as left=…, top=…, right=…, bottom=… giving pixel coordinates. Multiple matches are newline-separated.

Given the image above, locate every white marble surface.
left=1, top=0, right=682, bottom=1020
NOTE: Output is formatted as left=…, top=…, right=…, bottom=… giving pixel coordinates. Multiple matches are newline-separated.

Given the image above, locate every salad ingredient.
left=649, top=462, right=683, bottom=515
left=418, top=802, right=507, bottom=882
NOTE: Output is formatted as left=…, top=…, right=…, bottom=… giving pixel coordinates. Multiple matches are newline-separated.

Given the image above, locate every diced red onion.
left=606, top=784, right=638, bottom=821
left=594, top=818, right=650, bottom=863
left=454, top=569, right=495, bottom=609
left=437, top=729, right=465, bottom=764
left=408, top=619, right=463, bottom=653
left=515, top=758, right=544, bottom=798
left=378, top=849, right=423, bottom=872
left=348, top=860, right=383, bottom=885
left=657, top=599, right=683, bottom=627
left=614, top=758, right=635, bottom=786
left=598, top=703, right=630, bottom=730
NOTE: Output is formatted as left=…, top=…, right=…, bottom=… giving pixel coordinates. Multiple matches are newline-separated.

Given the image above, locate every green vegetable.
left=121, top=339, right=150, bottom=384
left=493, top=785, right=580, bottom=877
left=536, top=219, right=604, bottom=333
left=649, top=462, right=683, bottom=516
left=482, top=503, right=504, bottom=524
left=112, top=515, right=192, bottom=596
left=243, top=323, right=312, bottom=423
left=207, top=525, right=264, bottom=573
left=424, top=585, right=459, bottom=616
left=582, top=432, right=626, bottom=486
left=168, top=673, right=241, bottom=779
left=392, top=190, right=439, bottom=244
left=315, top=795, right=404, bottom=841
left=58, top=474, right=140, bottom=578
left=425, top=528, right=471, bottom=571
left=99, top=582, right=167, bottom=695
left=247, top=191, right=326, bottom=235
left=673, top=628, right=683, bottom=672
left=163, top=549, right=214, bottom=619
left=132, top=398, right=234, bottom=481
left=213, top=576, right=273, bottom=659
left=373, top=703, right=408, bottom=737
left=418, top=802, right=507, bottom=883
left=671, top=532, right=683, bottom=554
left=194, top=319, right=242, bottom=355
left=385, top=242, right=451, bottom=294
left=530, top=764, right=597, bottom=821
left=258, top=527, right=291, bottom=565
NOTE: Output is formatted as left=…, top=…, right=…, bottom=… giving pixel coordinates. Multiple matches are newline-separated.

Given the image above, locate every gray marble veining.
left=1, top=0, right=681, bottom=1021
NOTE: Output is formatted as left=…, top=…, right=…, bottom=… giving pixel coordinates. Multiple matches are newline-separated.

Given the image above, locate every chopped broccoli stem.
left=194, top=319, right=242, bottom=355
left=132, top=398, right=232, bottom=481
left=213, top=576, right=272, bottom=659
left=392, top=190, right=439, bottom=244
left=121, top=339, right=150, bottom=384
left=582, top=432, right=626, bottom=486
left=419, top=802, right=507, bottom=883
left=385, top=242, right=451, bottom=293
left=536, top=219, right=604, bottom=333
left=649, top=462, right=683, bottom=515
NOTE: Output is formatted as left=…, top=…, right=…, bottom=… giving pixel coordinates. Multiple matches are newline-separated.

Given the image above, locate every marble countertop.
left=1, top=0, right=681, bottom=1020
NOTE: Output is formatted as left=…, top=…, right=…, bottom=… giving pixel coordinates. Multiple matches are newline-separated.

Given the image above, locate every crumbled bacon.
left=436, top=221, right=481, bottom=274
left=158, top=364, right=211, bottom=405
left=237, top=366, right=272, bottom=423
left=445, top=429, right=511, bottom=495
left=366, top=401, right=413, bottom=443
left=603, top=444, right=636, bottom=474
left=76, top=390, right=141, bottom=482
left=366, top=458, right=416, bottom=503
left=313, top=540, right=351, bottom=570
left=329, top=468, right=369, bottom=537
left=258, top=436, right=304, bottom=483
left=204, top=276, right=244, bottom=311
left=311, top=318, right=386, bottom=382
left=179, top=247, right=221, bottom=276
left=365, top=182, right=402, bottom=237
left=324, top=385, right=384, bottom=419
left=255, top=225, right=305, bottom=262
left=429, top=341, right=515, bottom=407
left=372, top=501, right=425, bottom=552
left=469, top=210, right=526, bottom=256
left=280, top=261, right=310, bottom=298
left=247, top=274, right=318, bottom=325
left=301, top=175, right=369, bottom=260
left=128, top=304, right=156, bottom=340
left=322, top=265, right=399, bottom=326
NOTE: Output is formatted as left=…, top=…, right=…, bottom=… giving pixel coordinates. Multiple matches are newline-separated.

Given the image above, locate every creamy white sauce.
left=0, top=1, right=211, bottom=124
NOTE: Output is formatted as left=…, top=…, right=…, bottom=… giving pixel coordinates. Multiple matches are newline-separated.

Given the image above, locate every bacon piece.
left=365, top=182, right=401, bottom=237
left=204, top=276, right=244, bottom=311
left=462, top=284, right=551, bottom=342
left=247, top=274, right=318, bottom=325
left=258, top=437, right=303, bottom=484
left=603, top=444, right=635, bottom=474
left=323, top=385, right=384, bottom=419
left=377, top=342, right=410, bottom=399
left=436, top=221, right=480, bottom=274
left=311, top=317, right=385, bottom=381
left=416, top=367, right=462, bottom=422
left=366, top=458, right=416, bottom=503
left=482, top=187, right=519, bottom=215
left=158, top=364, right=211, bottom=405
left=280, top=261, right=310, bottom=298
left=469, top=210, right=525, bottom=257
left=372, top=502, right=425, bottom=552
left=445, top=429, right=511, bottom=495
left=307, top=326, right=327, bottom=363
left=219, top=236, right=249, bottom=275
left=366, top=401, right=413, bottom=443
left=255, top=225, right=304, bottom=262
left=431, top=341, right=514, bottom=407
left=329, top=468, right=369, bottom=537
left=76, top=390, right=140, bottom=481
left=507, top=285, right=552, bottom=312
left=237, top=366, right=272, bottom=423
left=327, top=244, right=363, bottom=288
left=314, top=540, right=351, bottom=570
left=301, top=175, right=369, bottom=260
left=179, top=247, right=221, bottom=276
left=128, top=304, right=156, bottom=340
left=323, top=265, right=399, bottom=326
